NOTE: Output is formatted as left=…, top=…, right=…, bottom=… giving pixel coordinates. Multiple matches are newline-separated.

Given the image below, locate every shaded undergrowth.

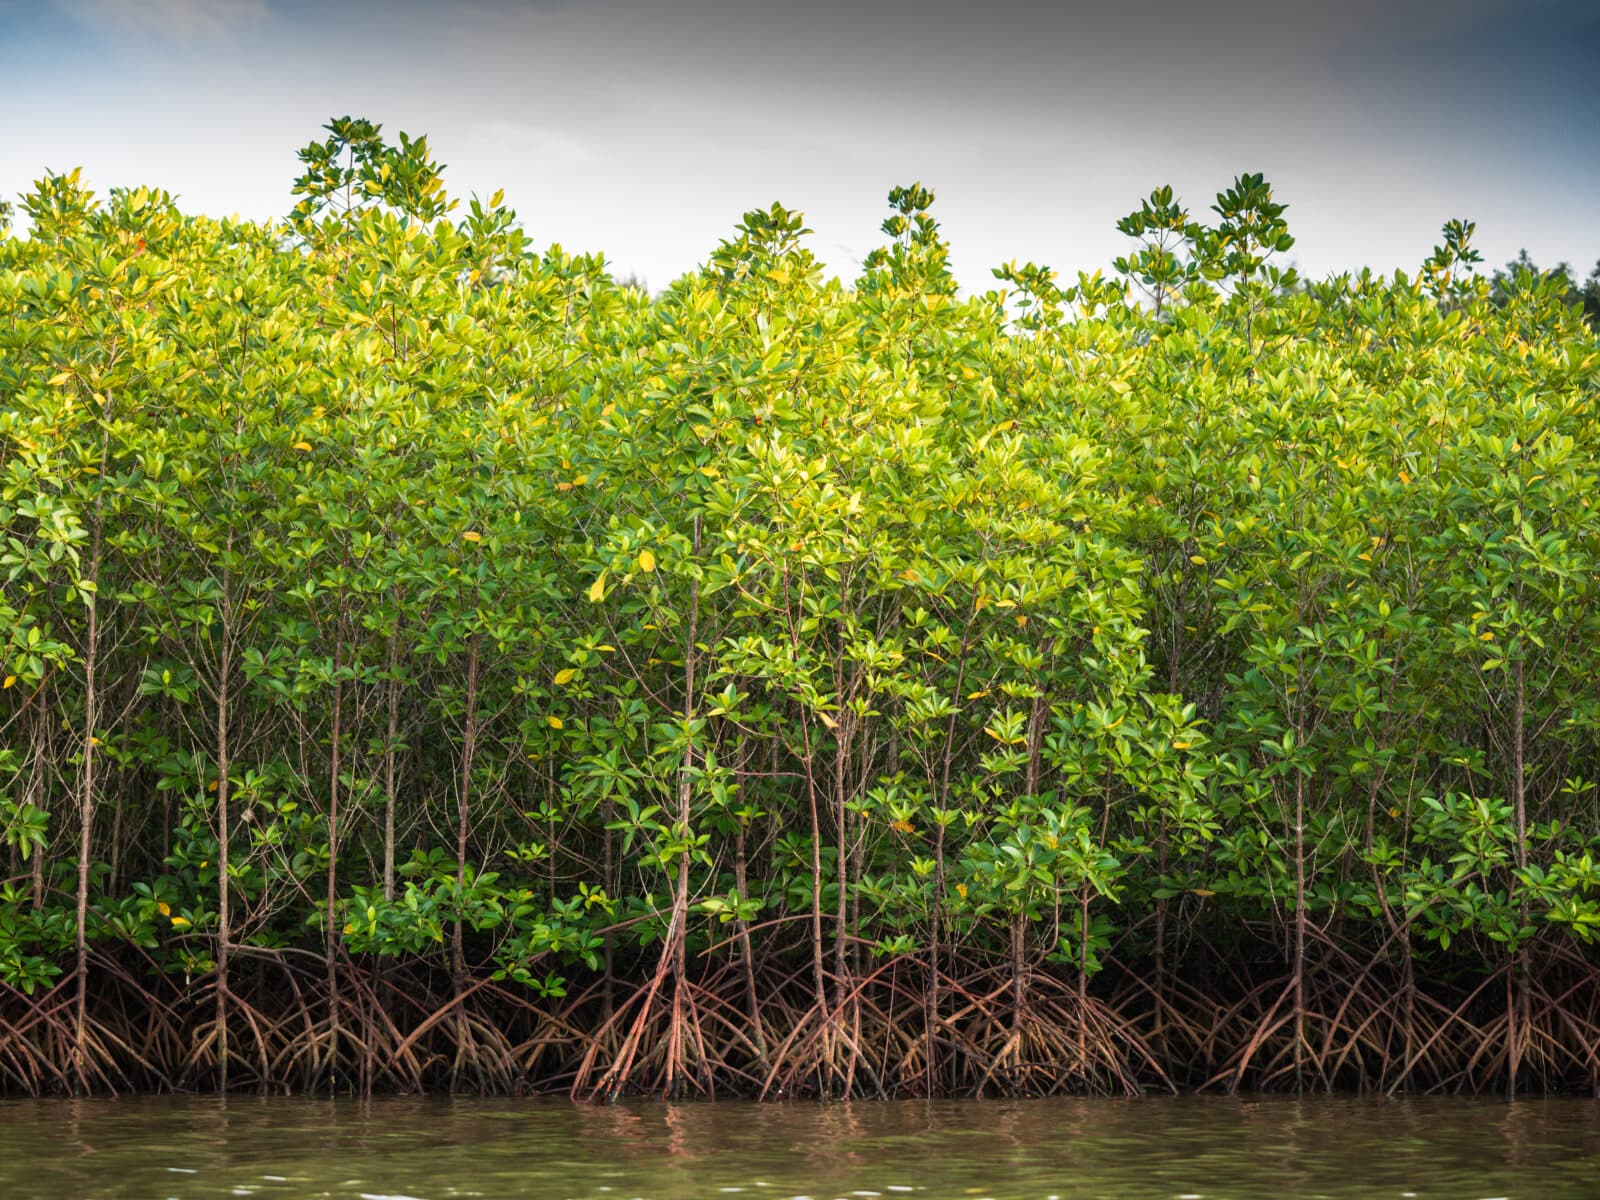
left=5, top=941, right=1596, bottom=1099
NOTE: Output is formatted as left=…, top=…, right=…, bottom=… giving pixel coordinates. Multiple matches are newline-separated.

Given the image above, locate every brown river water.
left=3, top=1095, right=1597, bottom=1200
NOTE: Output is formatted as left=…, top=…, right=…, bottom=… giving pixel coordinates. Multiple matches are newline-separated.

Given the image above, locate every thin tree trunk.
left=73, top=572, right=100, bottom=1064
left=832, top=711, right=850, bottom=1007
left=215, top=613, right=233, bottom=1091
left=602, top=797, right=615, bottom=1020
left=381, top=611, right=402, bottom=902
left=74, top=404, right=111, bottom=1072
left=1292, top=701, right=1307, bottom=1093
left=657, top=513, right=703, bottom=1099
left=1509, top=651, right=1528, bottom=1097
left=926, top=617, right=977, bottom=1095
left=27, top=711, right=46, bottom=911
left=324, top=603, right=345, bottom=1087
left=1013, top=688, right=1046, bottom=1032
left=109, top=740, right=126, bottom=896
left=734, top=817, right=765, bottom=1064
left=800, top=714, right=827, bottom=1015
left=453, top=633, right=480, bottom=994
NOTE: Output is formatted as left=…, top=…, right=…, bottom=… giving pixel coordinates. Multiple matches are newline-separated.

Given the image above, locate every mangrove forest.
left=2, top=119, right=1599, bottom=1101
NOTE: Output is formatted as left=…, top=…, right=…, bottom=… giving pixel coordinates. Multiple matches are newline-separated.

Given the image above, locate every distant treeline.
left=1, top=120, right=1597, bottom=1099
left=1489, top=251, right=1600, bottom=328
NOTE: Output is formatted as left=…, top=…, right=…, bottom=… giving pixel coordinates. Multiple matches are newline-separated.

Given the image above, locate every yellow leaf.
left=1357, top=552, right=1371, bottom=562
left=587, top=575, right=606, bottom=603
left=171, top=915, right=191, bottom=928
left=1189, top=888, right=1216, bottom=898
left=157, top=902, right=171, bottom=917
left=462, top=530, right=482, bottom=543
left=553, top=668, right=577, bottom=685
left=1189, top=555, right=1206, bottom=566
left=292, top=441, right=313, bottom=452
left=1478, top=631, right=1494, bottom=641
left=638, top=549, right=656, bottom=573
left=2, top=676, right=14, bottom=689
left=817, top=712, right=838, bottom=730
left=1172, top=740, right=1192, bottom=750
left=49, top=371, right=74, bottom=386
left=547, top=715, right=564, bottom=730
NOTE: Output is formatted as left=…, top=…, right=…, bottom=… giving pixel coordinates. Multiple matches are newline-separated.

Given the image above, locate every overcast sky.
left=3, top=0, right=1596, bottom=290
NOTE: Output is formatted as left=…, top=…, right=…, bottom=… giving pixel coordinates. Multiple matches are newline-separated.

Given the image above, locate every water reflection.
left=6, top=1094, right=1598, bottom=1200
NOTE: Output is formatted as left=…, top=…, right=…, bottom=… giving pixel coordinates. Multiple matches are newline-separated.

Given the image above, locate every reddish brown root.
left=4, top=944, right=1594, bottom=1098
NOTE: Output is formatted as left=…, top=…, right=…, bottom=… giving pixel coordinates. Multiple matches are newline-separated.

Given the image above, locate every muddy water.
left=5, top=1095, right=1598, bottom=1199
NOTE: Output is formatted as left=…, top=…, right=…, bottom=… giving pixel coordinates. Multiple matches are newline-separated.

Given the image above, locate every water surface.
left=7, top=1095, right=1597, bottom=1200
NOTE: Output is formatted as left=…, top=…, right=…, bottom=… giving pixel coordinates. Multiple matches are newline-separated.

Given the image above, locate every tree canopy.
left=1, top=120, right=1598, bottom=1098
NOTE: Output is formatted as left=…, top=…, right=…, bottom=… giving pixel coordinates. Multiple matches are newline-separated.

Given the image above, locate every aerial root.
left=9, top=947, right=1598, bottom=1097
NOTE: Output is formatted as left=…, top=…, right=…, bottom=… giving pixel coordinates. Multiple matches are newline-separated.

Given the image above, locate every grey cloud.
left=54, top=0, right=270, bottom=41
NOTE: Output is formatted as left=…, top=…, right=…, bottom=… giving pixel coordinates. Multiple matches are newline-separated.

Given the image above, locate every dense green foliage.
left=1491, top=251, right=1600, bottom=329
left=1, top=121, right=1597, bottom=1096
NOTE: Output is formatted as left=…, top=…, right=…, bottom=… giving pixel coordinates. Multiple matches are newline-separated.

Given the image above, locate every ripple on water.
left=7, top=1095, right=1600, bottom=1200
